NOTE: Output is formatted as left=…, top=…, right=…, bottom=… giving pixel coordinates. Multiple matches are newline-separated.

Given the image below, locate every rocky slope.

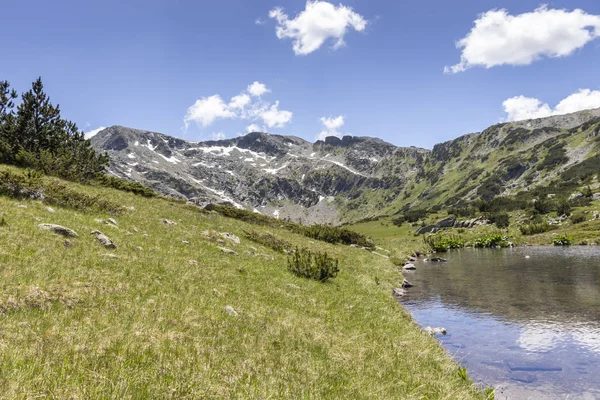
left=91, top=108, right=600, bottom=224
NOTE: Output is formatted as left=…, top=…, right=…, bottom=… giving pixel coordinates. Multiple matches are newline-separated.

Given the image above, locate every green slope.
left=0, top=164, right=484, bottom=399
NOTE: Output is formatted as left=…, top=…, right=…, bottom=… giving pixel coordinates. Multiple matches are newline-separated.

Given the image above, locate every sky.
left=2, top=0, right=600, bottom=148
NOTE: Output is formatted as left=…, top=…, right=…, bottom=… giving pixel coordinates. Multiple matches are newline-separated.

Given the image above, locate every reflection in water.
left=400, top=247, right=600, bottom=399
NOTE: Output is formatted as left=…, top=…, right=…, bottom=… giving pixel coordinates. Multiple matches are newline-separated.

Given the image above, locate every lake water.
left=400, top=247, right=600, bottom=399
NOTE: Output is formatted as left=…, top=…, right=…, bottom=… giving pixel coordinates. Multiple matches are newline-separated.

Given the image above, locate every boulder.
left=90, top=230, right=116, bottom=249
left=437, top=217, right=456, bottom=228
left=424, top=327, right=447, bottom=336
left=429, top=257, right=447, bottom=262
left=401, top=279, right=414, bottom=288
left=38, top=224, right=79, bottom=238
left=220, top=232, right=241, bottom=244
left=392, top=288, right=406, bottom=297
left=403, top=263, right=417, bottom=270
left=416, top=225, right=437, bottom=235
left=407, top=256, right=417, bottom=262
left=219, top=247, right=238, bottom=255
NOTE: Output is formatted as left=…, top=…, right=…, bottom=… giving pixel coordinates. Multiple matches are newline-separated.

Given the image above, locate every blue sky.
left=2, top=0, right=600, bottom=148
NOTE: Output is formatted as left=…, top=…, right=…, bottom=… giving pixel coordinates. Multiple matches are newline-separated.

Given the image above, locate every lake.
left=400, top=246, right=600, bottom=399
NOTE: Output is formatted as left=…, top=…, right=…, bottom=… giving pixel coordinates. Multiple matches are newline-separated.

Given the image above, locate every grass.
left=0, top=164, right=483, bottom=399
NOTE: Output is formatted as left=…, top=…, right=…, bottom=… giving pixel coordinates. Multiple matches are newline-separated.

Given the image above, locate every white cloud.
left=247, top=81, right=270, bottom=97
left=446, top=6, right=600, bottom=73
left=269, top=1, right=367, bottom=55
left=184, top=95, right=235, bottom=129
left=503, top=89, right=600, bottom=121
left=246, top=124, right=262, bottom=133
left=228, top=93, right=251, bottom=110
left=84, top=126, right=106, bottom=139
left=317, top=115, right=344, bottom=140
left=260, top=101, right=293, bottom=128
left=184, top=82, right=293, bottom=132
left=255, top=18, right=265, bottom=25
left=211, top=132, right=226, bottom=141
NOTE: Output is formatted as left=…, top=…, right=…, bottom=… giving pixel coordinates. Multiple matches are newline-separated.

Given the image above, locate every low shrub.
left=553, top=235, right=572, bottom=246
left=519, top=222, right=556, bottom=235
left=287, top=247, right=339, bottom=282
left=471, top=234, right=511, bottom=248
left=243, top=230, right=293, bottom=253
left=570, top=212, right=587, bottom=225
left=302, top=224, right=370, bottom=247
left=97, top=175, right=156, bottom=197
left=489, top=213, right=510, bottom=229
left=423, top=234, right=465, bottom=252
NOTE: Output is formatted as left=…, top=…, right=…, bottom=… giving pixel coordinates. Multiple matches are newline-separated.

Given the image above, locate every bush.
left=423, top=234, right=465, bottom=252
left=243, top=230, right=293, bottom=253
left=553, top=235, right=572, bottom=246
left=570, top=212, right=587, bottom=224
left=519, top=222, right=556, bottom=235
left=97, top=175, right=155, bottom=197
left=302, top=224, right=370, bottom=247
left=556, top=198, right=572, bottom=216
left=287, top=247, right=339, bottom=282
left=489, top=213, right=510, bottom=229
left=471, top=234, right=511, bottom=248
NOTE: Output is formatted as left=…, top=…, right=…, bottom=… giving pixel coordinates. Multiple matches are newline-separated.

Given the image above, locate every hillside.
left=0, top=164, right=483, bottom=398
left=91, top=108, right=600, bottom=225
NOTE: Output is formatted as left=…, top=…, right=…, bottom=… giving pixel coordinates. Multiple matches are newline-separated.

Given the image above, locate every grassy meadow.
left=0, top=165, right=485, bottom=399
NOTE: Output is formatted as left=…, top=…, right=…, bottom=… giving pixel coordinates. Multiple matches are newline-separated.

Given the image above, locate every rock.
left=424, top=327, right=447, bottom=336
left=407, top=256, right=417, bottom=262
left=182, top=240, right=190, bottom=244
left=287, top=283, right=301, bottom=290
left=593, top=211, right=599, bottom=220
left=416, top=225, right=437, bottom=235
left=219, top=247, right=238, bottom=255
left=90, top=230, right=116, bottom=249
left=17, top=204, right=27, bottom=209
left=216, top=239, right=225, bottom=244
left=403, top=263, right=417, bottom=270
left=224, top=305, right=238, bottom=316
left=107, top=218, right=118, bottom=226
left=162, top=218, right=176, bottom=225
left=437, top=217, right=456, bottom=228
left=123, top=206, right=136, bottom=211
left=188, top=260, right=199, bottom=265
left=429, top=257, right=447, bottom=262
left=401, top=279, right=413, bottom=288
left=135, top=246, right=144, bottom=251
left=220, top=232, right=240, bottom=244
left=102, top=253, right=119, bottom=259
left=46, top=207, right=55, bottom=213
left=392, top=288, right=405, bottom=297
left=38, top=223, right=79, bottom=238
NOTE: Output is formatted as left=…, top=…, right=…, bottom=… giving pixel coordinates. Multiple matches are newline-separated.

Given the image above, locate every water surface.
left=400, top=247, right=600, bottom=399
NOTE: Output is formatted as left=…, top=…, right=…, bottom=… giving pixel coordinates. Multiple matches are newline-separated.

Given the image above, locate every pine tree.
left=0, top=80, right=18, bottom=160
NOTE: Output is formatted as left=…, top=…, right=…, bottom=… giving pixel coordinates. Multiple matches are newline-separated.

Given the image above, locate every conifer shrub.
left=519, top=222, right=556, bottom=235
left=570, top=212, right=587, bottom=224
left=287, top=247, right=339, bottom=282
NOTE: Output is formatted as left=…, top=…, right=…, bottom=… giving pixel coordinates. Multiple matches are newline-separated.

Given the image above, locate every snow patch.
left=263, top=164, right=288, bottom=174
left=127, top=153, right=136, bottom=159
left=157, top=153, right=181, bottom=164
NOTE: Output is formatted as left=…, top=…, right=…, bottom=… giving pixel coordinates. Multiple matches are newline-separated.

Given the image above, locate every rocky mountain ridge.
left=91, top=107, right=600, bottom=224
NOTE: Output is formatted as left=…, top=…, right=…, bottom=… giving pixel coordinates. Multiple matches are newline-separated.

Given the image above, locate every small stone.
left=216, top=239, right=225, bottom=244
left=401, top=279, right=414, bottom=288
left=220, top=232, right=241, bottom=244
left=17, top=204, right=27, bottom=209
left=123, top=206, right=136, bottom=211
left=219, top=247, right=238, bottom=255
left=132, top=227, right=139, bottom=233
left=46, top=207, right=55, bottom=213
left=392, top=288, right=405, bottom=297
left=287, top=284, right=301, bottom=290
left=107, top=218, right=118, bottom=226
left=135, top=246, right=144, bottom=251
left=90, top=230, right=116, bottom=249
left=424, top=327, right=447, bottom=336
left=224, top=305, right=238, bottom=316
left=143, top=233, right=149, bottom=237
left=188, top=260, right=199, bottom=265
left=38, top=224, right=79, bottom=238
left=182, top=240, right=190, bottom=244
left=408, top=256, right=417, bottom=262
left=162, top=219, right=176, bottom=225
left=102, top=253, right=119, bottom=259
left=403, top=263, right=417, bottom=270
left=213, top=289, right=222, bottom=297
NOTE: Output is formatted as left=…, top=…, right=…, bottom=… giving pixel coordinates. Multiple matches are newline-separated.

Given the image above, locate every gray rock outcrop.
left=38, top=224, right=78, bottom=238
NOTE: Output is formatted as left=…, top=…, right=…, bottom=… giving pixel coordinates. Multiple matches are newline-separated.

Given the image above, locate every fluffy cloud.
left=259, top=101, right=293, bottom=128
left=503, top=89, right=600, bottom=121
left=446, top=6, right=600, bottom=73
left=211, top=132, right=226, bottom=141
left=269, top=1, right=367, bottom=55
left=247, top=81, right=271, bottom=97
left=184, top=82, right=292, bottom=132
left=84, top=126, right=106, bottom=139
left=246, top=124, right=262, bottom=133
left=184, top=95, right=235, bottom=129
left=317, top=115, right=344, bottom=140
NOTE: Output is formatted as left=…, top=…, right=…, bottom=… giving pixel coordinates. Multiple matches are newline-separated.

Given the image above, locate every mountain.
left=91, top=108, right=600, bottom=224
